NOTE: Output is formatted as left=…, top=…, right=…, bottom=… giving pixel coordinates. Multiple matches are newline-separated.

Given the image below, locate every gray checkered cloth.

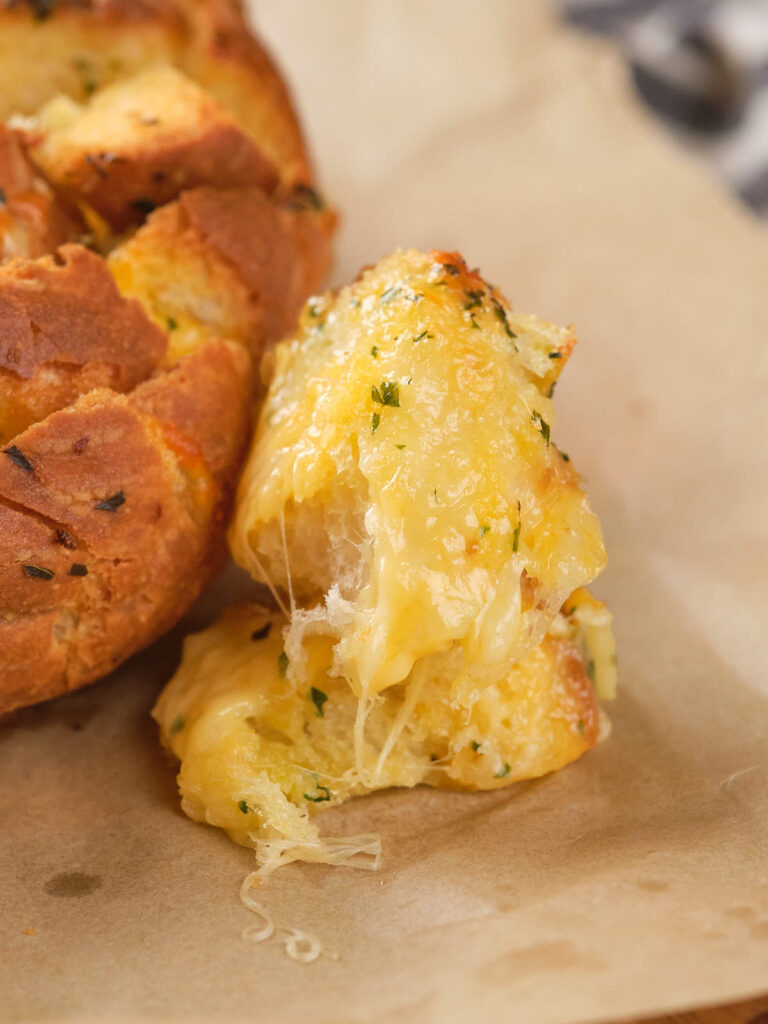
left=563, top=0, right=768, bottom=216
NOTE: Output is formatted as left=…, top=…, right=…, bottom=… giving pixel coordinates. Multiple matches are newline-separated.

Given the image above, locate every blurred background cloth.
left=562, top=0, right=768, bottom=216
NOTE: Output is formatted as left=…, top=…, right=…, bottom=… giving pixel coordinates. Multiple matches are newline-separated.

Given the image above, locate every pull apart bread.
left=0, top=1, right=336, bottom=715
left=154, top=250, right=617, bottom=876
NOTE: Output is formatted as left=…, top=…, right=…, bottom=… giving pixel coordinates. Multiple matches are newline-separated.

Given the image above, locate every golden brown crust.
left=30, top=66, right=280, bottom=231
left=0, top=0, right=310, bottom=186
left=179, top=0, right=310, bottom=184
left=0, top=340, right=252, bottom=715
left=108, top=184, right=335, bottom=360
left=0, top=125, right=84, bottom=260
left=0, top=243, right=166, bottom=441
left=179, top=185, right=335, bottom=344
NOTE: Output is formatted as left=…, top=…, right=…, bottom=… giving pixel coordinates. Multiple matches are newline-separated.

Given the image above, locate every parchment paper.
left=1, top=3, right=767, bottom=1023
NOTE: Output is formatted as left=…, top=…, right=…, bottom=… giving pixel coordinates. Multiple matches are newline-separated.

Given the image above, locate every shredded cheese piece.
left=240, top=871, right=340, bottom=964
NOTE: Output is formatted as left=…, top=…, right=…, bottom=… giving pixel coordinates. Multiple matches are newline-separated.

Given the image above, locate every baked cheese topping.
left=231, top=250, right=607, bottom=703
left=153, top=589, right=614, bottom=857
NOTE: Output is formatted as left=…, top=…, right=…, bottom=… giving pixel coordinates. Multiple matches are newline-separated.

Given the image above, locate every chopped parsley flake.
left=512, top=501, right=522, bottom=553
left=3, top=445, right=33, bottom=473
left=463, top=288, right=485, bottom=311
left=166, top=317, right=178, bottom=331
left=395, top=444, right=406, bottom=450
left=309, top=686, right=328, bottom=718
left=169, top=715, right=185, bottom=735
left=379, top=286, right=400, bottom=303
left=443, top=263, right=461, bottom=276
left=470, top=315, right=480, bottom=329
left=251, top=622, right=272, bottom=641
left=32, top=0, right=54, bottom=19
left=492, top=299, right=517, bottom=343
left=284, top=184, right=324, bottom=211
left=130, top=198, right=156, bottom=217
left=94, top=491, right=126, bottom=512
left=371, top=381, right=400, bottom=407
left=371, top=345, right=379, bottom=358
left=548, top=351, right=563, bottom=359
left=479, top=524, right=490, bottom=537
left=531, top=411, right=550, bottom=446
left=237, top=799, right=250, bottom=814
left=278, top=650, right=289, bottom=677
left=471, top=741, right=483, bottom=753
left=24, top=564, right=54, bottom=580
left=587, top=658, right=596, bottom=682
left=304, top=784, right=331, bottom=803
left=495, top=763, right=511, bottom=779
left=372, top=412, right=381, bottom=434
left=577, top=719, right=586, bottom=736
left=412, top=330, right=434, bottom=344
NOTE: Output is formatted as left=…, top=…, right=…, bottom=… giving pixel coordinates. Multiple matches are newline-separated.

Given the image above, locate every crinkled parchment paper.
left=1, top=3, right=766, bottom=1023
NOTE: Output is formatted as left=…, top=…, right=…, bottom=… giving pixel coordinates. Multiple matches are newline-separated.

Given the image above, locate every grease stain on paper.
left=478, top=939, right=604, bottom=986
left=44, top=872, right=103, bottom=898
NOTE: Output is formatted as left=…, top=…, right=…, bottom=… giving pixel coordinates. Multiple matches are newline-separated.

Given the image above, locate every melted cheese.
left=152, top=591, right=615, bottom=854
left=230, top=250, right=607, bottom=707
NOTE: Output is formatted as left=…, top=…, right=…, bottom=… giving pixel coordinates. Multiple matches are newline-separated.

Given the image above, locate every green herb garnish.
left=479, top=524, right=490, bottom=537
left=531, top=411, right=550, bottom=446
left=94, top=490, right=126, bottom=512
left=31, top=0, right=53, bottom=22
left=587, top=658, right=595, bottom=681
left=492, top=298, right=517, bottom=342
left=512, top=501, right=521, bottom=553
left=278, top=650, right=289, bottom=677
left=309, top=686, right=328, bottom=718
left=495, top=763, right=511, bottom=779
left=577, top=719, right=586, bottom=736
left=251, top=622, right=272, bottom=641
left=412, top=330, right=433, bottom=344
left=169, top=715, right=185, bottom=735
left=166, top=317, right=178, bottom=331
left=304, top=784, right=331, bottom=803
left=3, top=445, right=33, bottom=473
left=548, top=351, right=563, bottom=359
left=463, top=288, right=484, bottom=311
left=379, top=286, right=400, bottom=303
left=130, top=198, right=156, bottom=217
left=471, top=741, right=483, bottom=753
left=24, top=564, right=54, bottom=581
left=395, top=444, right=406, bottom=450
left=237, top=799, right=250, bottom=814
left=371, top=381, right=400, bottom=407
left=372, top=412, right=381, bottom=434
left=284, top=184, right=323, bottom=211
left=371, top=345, right=379, bottom=358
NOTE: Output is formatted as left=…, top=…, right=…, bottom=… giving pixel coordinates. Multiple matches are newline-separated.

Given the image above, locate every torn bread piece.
left=154, top=248, right=615, bottom=875
left=0, top=0, right=309, bottom=185
left=108, top=184, right=335, bottom=362
left=29, top=65, right=280, bottom=231
left=0, top=124, right=84, bottom=260
left=231, top=250, right=607, bottom=705
left=153, top=591, right=615, bottom=875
